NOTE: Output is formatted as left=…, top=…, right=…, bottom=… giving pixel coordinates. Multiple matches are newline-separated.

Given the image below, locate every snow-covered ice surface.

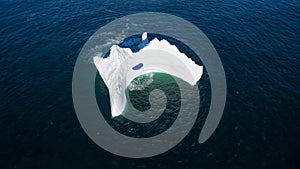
left=93, top=32, right=203, bottom=117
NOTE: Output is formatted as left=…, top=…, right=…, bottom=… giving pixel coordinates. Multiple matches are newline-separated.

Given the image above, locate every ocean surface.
left=1, top=0, right=299, bottom=169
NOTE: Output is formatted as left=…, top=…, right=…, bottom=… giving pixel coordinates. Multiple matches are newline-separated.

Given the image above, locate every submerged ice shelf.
left=93, top=32, right=203, bottom=117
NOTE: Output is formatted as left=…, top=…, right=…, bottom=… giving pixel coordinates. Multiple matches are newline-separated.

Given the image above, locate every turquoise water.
left=1, top=0, right=299, bottom=168
left=96, top=72, right=184, bottom=138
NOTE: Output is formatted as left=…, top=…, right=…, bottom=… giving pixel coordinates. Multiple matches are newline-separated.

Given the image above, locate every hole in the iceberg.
left=132, top=63, right=143, bottom=70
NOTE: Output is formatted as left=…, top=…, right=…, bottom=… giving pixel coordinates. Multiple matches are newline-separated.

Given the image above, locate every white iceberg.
left=93, top=32, right=203, bottom=117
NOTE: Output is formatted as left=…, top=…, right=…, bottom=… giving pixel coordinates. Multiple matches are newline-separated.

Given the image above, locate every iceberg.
left=93, top=32, right=203, bottom=117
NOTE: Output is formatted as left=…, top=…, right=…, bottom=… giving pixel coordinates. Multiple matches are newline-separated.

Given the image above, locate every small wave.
left=128, top=73, right=154, bottom=91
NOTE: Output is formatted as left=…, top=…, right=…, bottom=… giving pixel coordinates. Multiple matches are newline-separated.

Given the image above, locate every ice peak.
left=142, top=32, right=147, bottom=41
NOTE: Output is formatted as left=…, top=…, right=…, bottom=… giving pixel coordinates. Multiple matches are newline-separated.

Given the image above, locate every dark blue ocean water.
left=1, top=0, right=299, bottom=169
